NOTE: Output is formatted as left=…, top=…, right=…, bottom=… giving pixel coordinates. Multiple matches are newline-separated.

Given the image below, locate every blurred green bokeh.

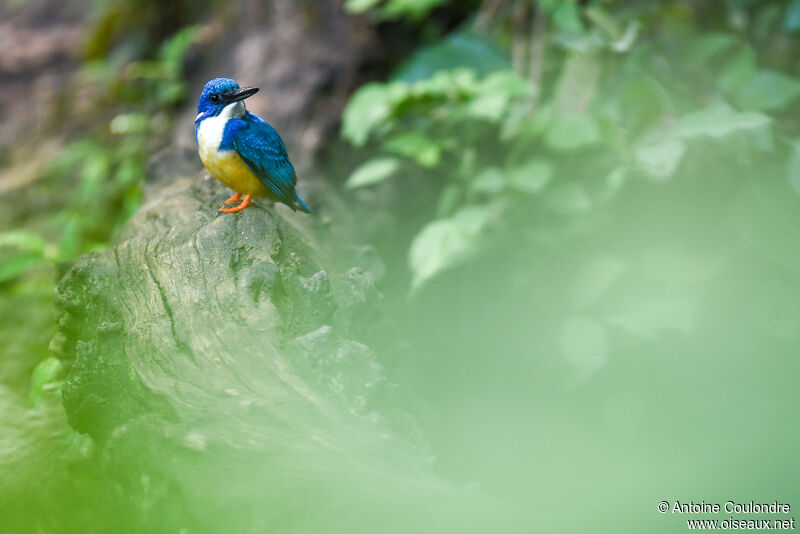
left=1, top=0, right=800, bottom=532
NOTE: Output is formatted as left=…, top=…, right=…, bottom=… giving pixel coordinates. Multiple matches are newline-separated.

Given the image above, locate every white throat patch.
left=221, top=101, right=246, bottom=120
left=196, top=101, right=246, bottom=153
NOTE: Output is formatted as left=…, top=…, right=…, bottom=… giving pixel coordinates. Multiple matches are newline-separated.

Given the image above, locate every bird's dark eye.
left=210, top=94, right=220, bottom=103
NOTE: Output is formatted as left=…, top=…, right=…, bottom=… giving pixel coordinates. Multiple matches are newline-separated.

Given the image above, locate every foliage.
left=0, top=231, right=58, bottom=283
left=392, top=32, right=511, bottom=82
left=0, top=27, right=197, bottom=284
left=408, top=204, right=495, bottom=290
left=341, top=0, right=800, bottom=290
left=345, top=0, right=445, bottom=20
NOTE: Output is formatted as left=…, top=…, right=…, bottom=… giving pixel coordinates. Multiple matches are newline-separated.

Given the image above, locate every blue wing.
left=225, top=113, right=298, bottom=204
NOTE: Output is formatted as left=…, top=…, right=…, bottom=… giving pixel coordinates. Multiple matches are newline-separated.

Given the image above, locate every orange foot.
left=220, top=192, right=241, bottom=208
left=218, top=194, right=253, bottom=214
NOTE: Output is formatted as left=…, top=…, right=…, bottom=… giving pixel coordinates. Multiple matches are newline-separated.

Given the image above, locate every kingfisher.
left=195, top=77, right=311, bottom=214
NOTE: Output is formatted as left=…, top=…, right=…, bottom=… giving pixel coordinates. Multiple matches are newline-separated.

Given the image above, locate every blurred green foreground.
left=1, top=1, right=800, bottom=532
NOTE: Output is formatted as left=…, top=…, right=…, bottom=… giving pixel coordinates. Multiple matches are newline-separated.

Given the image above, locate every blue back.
left=223, top=113, right=298, bottom=203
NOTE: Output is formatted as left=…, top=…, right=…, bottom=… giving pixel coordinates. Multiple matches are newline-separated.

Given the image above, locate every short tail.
left=293, top=192, right=312, bottom=214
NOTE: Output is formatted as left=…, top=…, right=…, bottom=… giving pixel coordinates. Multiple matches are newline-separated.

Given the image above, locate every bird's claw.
left=217, top=194, right=253, bottom=214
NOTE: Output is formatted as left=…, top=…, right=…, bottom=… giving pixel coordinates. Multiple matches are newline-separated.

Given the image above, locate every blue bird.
left=195, top=78, right=311, bottom=214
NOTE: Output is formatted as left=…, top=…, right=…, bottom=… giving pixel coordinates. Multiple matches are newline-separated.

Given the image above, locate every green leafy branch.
left=345, top=0, right=446, bottom=20
left=0, top=27, right=198, bottom=286
left=341, top=1, right=800, bottom=291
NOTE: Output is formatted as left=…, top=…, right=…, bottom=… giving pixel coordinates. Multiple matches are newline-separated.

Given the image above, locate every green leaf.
left=345, top=158, right=401, bottom=189
left=545, top=114, right=601, bottom=151
left=392, top=32, right=510, bottom=82
left=77, top=153, right=111, bottom=203
left=0, top=252, right=46, bottom=282
left=114, top=159, right=142, bottom=187
left=478, top=70, right=534, bottom=98
left=542, top=0, right=585, bottom=33
left=436, top=185, right=461, bottom=218
left=585, top=6, right=622, bottom=40
left=666, top=105, right=770, bottom=140
left=341, top=82, right=408, bottom=147
left=734, top=70, right=800, bottom=111
left=636, top=105, right=770, bottom=179
left=716, top=46, right=757, bottom=96
left=466, top=92, right=511, bottom=122
left=466, top=71, right=534, bottom=122
left=110, top=113, right=150, bottom=135
left=157, top=26, right=197, bottom=65
left=552, top=32, right=605, bottom=53
left=345, top=0, right=382, bottom=13
left=471, top=168, right=506, bottom=194
left=0, top=230, right=48, bottom=255
left=411, top=68, right=478, bottom=99
left=616, top=76, right=669, bottom=133
left=383, top=0, right=445, bottom=19
left=682, top=34, right=737, bottom=70
left=0, top=231, right=57, bottom=278
left=635, top=139, right=687, bottom=181
left=385, top=132, right=440, bottom=167
left=156, top=80, right=186, bottom=106
left=554, top=53, right=601, bottom=115
left=409, top=205, right=493, bottom=291
left=508, top=159, right=553, bottom=194
left=347, top=0, right=444, bottom=19
left=58, top=217, right=82, bottom=260
left=611, top=20, right=641, bottom=53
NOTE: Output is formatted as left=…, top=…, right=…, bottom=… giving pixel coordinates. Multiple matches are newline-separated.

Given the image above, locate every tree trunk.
left=54, top=170, right=504, bottom=533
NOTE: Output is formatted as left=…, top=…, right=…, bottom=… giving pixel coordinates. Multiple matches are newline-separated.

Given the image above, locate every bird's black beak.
left=224, top=86, right=259, bottom=104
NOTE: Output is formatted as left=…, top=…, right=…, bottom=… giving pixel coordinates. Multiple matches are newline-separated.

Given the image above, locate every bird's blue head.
left=196, top=78, right=259, bottom=121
